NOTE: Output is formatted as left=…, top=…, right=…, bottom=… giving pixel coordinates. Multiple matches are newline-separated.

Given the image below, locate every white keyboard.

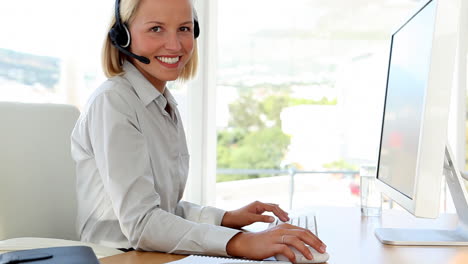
left=268, top=214, right=318, bottom=236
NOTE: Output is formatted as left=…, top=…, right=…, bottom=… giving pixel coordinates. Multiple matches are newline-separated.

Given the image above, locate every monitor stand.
left=375, top=145, right=468, bottom=245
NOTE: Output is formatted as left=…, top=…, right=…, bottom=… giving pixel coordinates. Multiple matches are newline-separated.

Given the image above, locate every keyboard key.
left=268, top=214, right=318, bottom=236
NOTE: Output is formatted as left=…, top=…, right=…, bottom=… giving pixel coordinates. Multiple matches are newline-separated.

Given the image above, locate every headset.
left=109, top=0, right=200, bottom=65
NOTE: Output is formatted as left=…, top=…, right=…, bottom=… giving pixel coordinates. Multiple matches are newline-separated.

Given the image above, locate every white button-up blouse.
left=71, top=61, right=239, bottom=256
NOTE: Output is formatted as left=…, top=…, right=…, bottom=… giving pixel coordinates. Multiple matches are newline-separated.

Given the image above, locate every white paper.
left=167, top=255, right=290, bottom=264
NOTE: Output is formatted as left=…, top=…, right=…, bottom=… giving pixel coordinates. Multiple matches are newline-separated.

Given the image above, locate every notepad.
left=167, top=255, right=291, bottom=264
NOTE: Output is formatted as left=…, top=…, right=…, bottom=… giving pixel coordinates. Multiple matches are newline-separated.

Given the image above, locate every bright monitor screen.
left=376, top=0, right=436, bottom=199
left=374, top=0, right=468, bottom=246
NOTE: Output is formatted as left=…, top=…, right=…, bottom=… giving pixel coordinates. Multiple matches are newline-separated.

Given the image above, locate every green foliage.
left=261, top=95, right=290, bottom=127
left=228, top=93, right=337, bottom=130
left=218, top=127, right=290, bottom=169
left=289, top=97, right=337, bottom=106
left=323, top=159, right=358, bottom=171
left=218, top=89, right=337, bottom=182
left=217, top=128, right=245, bottom=170
left=228, top=95, right=265, bottom=129
left=217, top=127, right=290, bottom=182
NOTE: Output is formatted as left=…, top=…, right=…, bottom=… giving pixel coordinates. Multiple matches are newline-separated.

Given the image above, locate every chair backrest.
left=0, top=102, right=80, bottom=240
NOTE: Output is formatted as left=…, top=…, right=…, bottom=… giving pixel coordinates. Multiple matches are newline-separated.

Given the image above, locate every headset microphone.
left=111, top=34, right=151, bottom=64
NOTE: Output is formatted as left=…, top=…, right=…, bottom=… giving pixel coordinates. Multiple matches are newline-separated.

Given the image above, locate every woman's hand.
left=226, top=223, right=327, bottom=263
left=221, top=201, right=289, bottom=229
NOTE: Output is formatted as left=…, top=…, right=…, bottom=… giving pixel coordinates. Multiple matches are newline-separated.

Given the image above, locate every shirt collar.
left=123, top=61, right=171, bottom=107
left=163, top=87, right=178, bottom=106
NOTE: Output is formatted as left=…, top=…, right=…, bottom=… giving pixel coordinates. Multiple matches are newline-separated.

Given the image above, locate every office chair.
left=0, top=102, right=120, bottom=258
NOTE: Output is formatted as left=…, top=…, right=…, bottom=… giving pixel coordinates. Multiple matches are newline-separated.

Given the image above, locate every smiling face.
left=128, top=0, right=195, bottom=91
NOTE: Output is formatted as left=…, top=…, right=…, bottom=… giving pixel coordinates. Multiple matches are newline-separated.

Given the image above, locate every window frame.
left=183, top=0, right=218, bottom=206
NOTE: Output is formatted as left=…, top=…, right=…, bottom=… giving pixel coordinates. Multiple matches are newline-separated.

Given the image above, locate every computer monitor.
left=374, top=0, right=468, bottom=245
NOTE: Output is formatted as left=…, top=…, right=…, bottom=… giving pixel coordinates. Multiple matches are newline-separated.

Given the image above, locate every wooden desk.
left=100, top=207, right=468, bottom=264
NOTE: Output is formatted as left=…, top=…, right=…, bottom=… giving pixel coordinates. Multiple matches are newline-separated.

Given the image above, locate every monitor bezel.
left=375, top=0, right=459, bottom=218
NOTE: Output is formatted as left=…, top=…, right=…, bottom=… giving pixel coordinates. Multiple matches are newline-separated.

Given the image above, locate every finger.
left=279, top=228, right=327, bottom=254
left=262, top=203, right=289, bottom=222
left=282, top=235, right=314, bottom=260
left=268, top=203, right=289, bottom=221
left=278, top=223, right=322, bottom=242
left=277, top=222, right=320, bottom=238
left=251, top=201, right=270, bottom=214
left=299, top=227, right=326, bottom=251
left=251, top=213, right=275, bottom=223
left=269, top=204, right=289, bottom=216
left=273, top=244, right=296, bottom=263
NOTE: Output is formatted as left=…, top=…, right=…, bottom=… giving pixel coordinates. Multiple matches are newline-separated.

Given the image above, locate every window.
left=0, top=1, right=112, bottom=107
left=214, top=0, right=427, bottom=210
left=0, top=1, right=190, bottom=108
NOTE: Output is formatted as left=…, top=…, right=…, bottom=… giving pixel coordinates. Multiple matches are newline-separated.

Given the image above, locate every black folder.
left=0, top=246, right=99, bottom=264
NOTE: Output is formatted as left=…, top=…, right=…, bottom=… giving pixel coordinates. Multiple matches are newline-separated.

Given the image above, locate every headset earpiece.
left=110, top=0, right=149, bottom=64
left=109, top=23, right=131, bottom=48
left=194, top=19, right=200, bottom=39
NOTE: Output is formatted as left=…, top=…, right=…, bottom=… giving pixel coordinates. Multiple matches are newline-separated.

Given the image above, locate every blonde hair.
left=102, top=0, right=199, bottom=81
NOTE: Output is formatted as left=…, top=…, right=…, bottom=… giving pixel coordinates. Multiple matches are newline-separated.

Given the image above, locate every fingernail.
left=320, top=245, right=327, bottom=252
left=269, top=216, right=275, bottom=222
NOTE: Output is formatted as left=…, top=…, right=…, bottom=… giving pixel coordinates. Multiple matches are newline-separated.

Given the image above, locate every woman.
left=71, top=0, right=326, bottom=262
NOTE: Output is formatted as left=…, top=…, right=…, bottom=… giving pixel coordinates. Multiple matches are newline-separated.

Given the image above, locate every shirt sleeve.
left=176, top=201, right=226, bottom=226
left=87, top=89, right=239, bottom=256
